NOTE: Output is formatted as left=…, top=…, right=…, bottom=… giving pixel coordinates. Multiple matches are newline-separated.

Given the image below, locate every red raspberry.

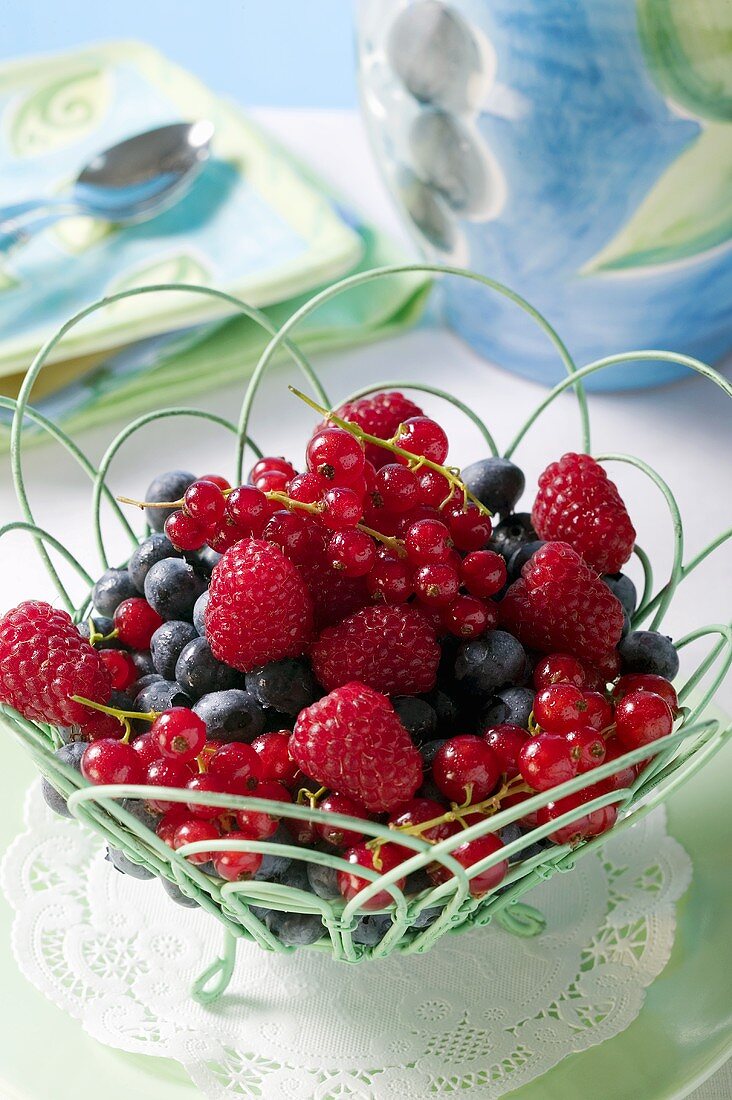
left=532, top=453, right=636, bottom=573
left=290, top=682, right=422, bottom=812
left=298, top=535, right=370, bottom=629
left=310, top=604, right=440, bottom=695
left=0, top=601, right=117, bottom=737
left=499, top=542, right=624, bottom=663
left=205, top=539, right=314, bottom=672
left=330, top=391, right=424, bottom=468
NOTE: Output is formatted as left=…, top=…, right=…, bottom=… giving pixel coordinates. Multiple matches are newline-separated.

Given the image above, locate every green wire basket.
left=1, top=263, right=731, bottom=1005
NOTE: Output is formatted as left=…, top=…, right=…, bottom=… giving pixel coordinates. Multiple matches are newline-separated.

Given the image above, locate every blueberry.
left=193, top=688, right=265, bottom=742
left=176, top=638, right=243, bottom=699
left=454, top=631, right=526, bottom=696
left=517, top=833, right=554, bottom=862
left=418, top=776, right=444, bottom=801
left=621, top=608, right=631, bottom=639
left=128, top=533, right=181, bottom=593
left=412, top=906, right=442, bottom=929
left=77, top=614, right=116, bottom=643
left=602, top=572, right=638, bottom=617
left=161, top=877, right=199, bottom=908
left=419, top=738, right=447, bottom=769
left=151, top=620, right=198, bottom=680
left=144, top=558, right=207, bottom=621
left=41, top=742, right=86, bottom=817
left=392, top=697, right=437, bottom=743
left=508, top=540, right=546, bottom=581
left=489, top=513, right=537, bottom=562
left=405, top=868, right=432, bottom=894
left=498, top=822, right=523, bottom=862
left=460, top=457, right=525, bottom=516
left=425, top=689, right=459, bottom=734
left=131, top=650, right=156, bottom=679
left=479, top=686, right=535, bottom=731
left=265, top=909, right=325, bottom=947
left=144, top=470, right=196, bottom=532
left=92, top=568, right=137, bottom=617
left=188, top=545, right=222, bottom=577
left=57, top=727, right=88, bottom=745
left=132, top=673, right=163, bottom=692
left=109, top=689, right=137, bottom=711
left=105, top=846, right=155, bottom=880
left=134, top=679, right=191, bottom=714
left=352, top=914, right=392, bottom=946
left=254, top=825, right=294, bottom=883
left=307, top=862, right=340, bottom=900
left=618, top=630, right=679, bottom=680
left=193, top=590, right=209, bottom=636
left=120, top=797, right=160, bottom=832
left=245, top=658, right=318, bottom=715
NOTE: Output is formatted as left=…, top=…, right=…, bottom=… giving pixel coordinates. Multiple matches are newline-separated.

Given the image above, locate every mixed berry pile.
left=0, top=390, right=682, bottom=948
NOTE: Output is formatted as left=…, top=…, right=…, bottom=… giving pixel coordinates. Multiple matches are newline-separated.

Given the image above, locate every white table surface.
left=0, top=107, right=730, bottom=1099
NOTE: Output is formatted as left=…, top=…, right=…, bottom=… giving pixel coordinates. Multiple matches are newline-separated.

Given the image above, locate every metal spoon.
left=0, top=120, right=214, bottom=253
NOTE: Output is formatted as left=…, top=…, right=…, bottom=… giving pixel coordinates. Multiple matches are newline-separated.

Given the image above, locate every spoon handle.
left=0, top=209, right=78, bottom=254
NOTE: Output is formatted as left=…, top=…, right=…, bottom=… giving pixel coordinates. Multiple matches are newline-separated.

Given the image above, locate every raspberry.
left=298, top=537, right=370, bottom=629
left=205, top=539, right=314, bottom=672
left=0, top=601, right=117, bottom=736
left=330, top=391, right=424, bottom=468
left=532, top=453, right=636, bottom=574
left=499, top=542, right=624, bottom=663
left=310, top=604, right=440, bottom=695
left=290, top=682, right=423, bottom=811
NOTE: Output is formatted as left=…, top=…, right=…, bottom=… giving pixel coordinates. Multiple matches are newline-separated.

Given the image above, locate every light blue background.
left=0, top=0, right=358, bottom=108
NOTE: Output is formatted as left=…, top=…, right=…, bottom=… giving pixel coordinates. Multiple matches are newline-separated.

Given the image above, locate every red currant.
left=537, top=792, right=617, bottom=846
left=614, top=673, right=678, bottom=714
left=98, top=649, right=137, bottom=692
left=250, top=456, right=297, bottom=484
left=113, top=598, right=163, bottom=649
left=235, top=781, right=291, bottom=839
left=389, top=797, right=456, bottom=849
left=582, top=691, right=614, bottom=732
left=164, top=509, right=206, bottom=551
left=433, top=735, right=501, bottom=803
left=225, top=485, right=269, bottom=534
left=314, top=793, right=370, bottom=848
left=213, top=834, right=263, bottom=881
left=183, top=479, right=226, bottom=527
left=442, top=594, right=494, bottom=638
left=565, top=726, right=606, bottom=772
left=483, top=724, right=529, bottom=778
left=460, top=550, right=507, bottom=598
left=404, top=518, right=453, bottom=565
left=185, top=773, right=232, bottom=820
left=287, top=471, right=325, bottom=504
left=614, top=690, right=673, bottom=750
left=373, top=464, right=420, bottom=513
left=533, top=653, right=586, bottom=691
left=366, top=555, right=413, bottom=604
left=413, top=563, right=460, bottom=607
left=250, top=731, right=299, bottom=787
left=337, top=842, right=407, bottom=910
left=599, top=737, right=638, bottom=791
left=445, top=504, right=492, bottom=551
left=144, top=757, right=193, bottom=813
left=307, top=428, right=365, bottom=485
left=329, top=529, right=376, bottom=577
left=131, top=732, right=162, bottom=768
left=172, top=818, right=220, bottom=864
left=394, top=416, right=449, bottom=464
left=519, top=733, right=578, bottom=791
left=321, top=486, right=363, bottom=530
left=209, top=741, right=261, bottom=790
left=416, top=467, right=452, bottom=507
left=263, top=509, right=316, bottom=563
left=584, top=650, right=622, bottom=691
left=151, top=708, right=206, bottom=762
left=428, top=833, right=508, bottom=897
left=156, top=805, right=189, bottom=846
left=198, top=474, right=230, bottom=492
left=81, top=739, right=144, bottom=785
left=206, top=517, right=247, bottom=553
left=533, top=683, right=588, bottom=734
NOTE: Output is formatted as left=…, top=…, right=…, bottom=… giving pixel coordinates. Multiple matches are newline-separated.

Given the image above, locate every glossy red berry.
left=366, top=555, right=413, bottom=603
left=614, top=673, right=678, bottom=714
left=250, top=456, right=297, bottom=483
left=581, top=691, right=614, bottom=732
left=131, top=732, right=162, bottom=768
left=599, top=737, right=638, bottom=791
left=433, top=735, right=501, bottom=803
left=307, top=428, right=365, bottom=485
left=374, top=464, right=420, bottom=513
left=213, top=834, right=263, bottom=881
left=98, top=649, right=137, bottom=692
left=198, top=474, right=231, bottom=492
left=209, top=741, right=261, bottom=790
left=263, top=509, right=316, bottom=564
left=164, top=510, right=207, bottom=551
left=151, top=707, right=207, bottom=762
left=394, top=416, right=449, bottom=464
left=537, top=791, right=618, bottom=846
left=185, top=773, right=232, bottom=820
left=483, top=724, right=529, bottom=778
left=156, top=805, right=189, bottom=846
left=225, top=485, right=270, bottom=534
left=460, top=550, right=507, bottom=598
left=533, top=653, right=586, bottom=690
left=389, top=797, right=456, bottom=848
left=404, top=518, right=453, bottom=565
left=287, top=471, right=325, bottom=504
left=113, top=598, right=163, bottom=649
left=416, top=467, right=452, bottom=507
left=172, top=818, right=220, bottom=864
left=337, top=842, right=407, bottom=910
left=235, top=781, right=291, bottom=839
left=565, top=726, right=606, bottom=772
left=413, top=563, right=460, bottom=607
left=445, top=504, right=492, bottom=551
left=614, top=690, right=673, bottom=750
left=519, top=732, right=578, bottom=791
left=442, top=594, right=495, bottom=638
left=314, top=793, right=370, bottom=848
left=144, top=757, right=193, bottom=813
left=81, top=739, right=144, bottom=786
left=328, top=530, right=376, bottom=577
left=321, top=487, right=363, bottom=530
left=428, top=833, right=508, bottom=897
left=533, top=683, right=588, bottom=734
left=184, top=479, right=226, bottom=527
left=250, top=731, right=299, bottom=787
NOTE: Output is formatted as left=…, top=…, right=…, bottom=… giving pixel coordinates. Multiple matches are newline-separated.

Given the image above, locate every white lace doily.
left=2, top=782, right=692, bottom=1099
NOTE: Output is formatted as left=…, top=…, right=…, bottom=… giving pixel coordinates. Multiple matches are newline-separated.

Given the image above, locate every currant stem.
left=265, top=491, right=406, bottom=553
left=69, top=695, right=160, bottom=725
left=288, top=386, right=491, bottom=517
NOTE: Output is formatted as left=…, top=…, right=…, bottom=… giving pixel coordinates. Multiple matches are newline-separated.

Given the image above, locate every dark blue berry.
left=42, top=742, right=86, bottom=817
left=109, top=689, right=137, bottom=711
left=161, top=877, right=199, bottom=908
left=131, top=650, right=156, bottom=678
left=193, top=688, right=265, bottom=742
left=78, top=614, right=119, bottom=645
left=460, top=457, right=525, bottom=516
left=128, top=533, right=181, bottom=593
left=602, top=572, right=638, bottom=617
left=105, top=846, right=155, bottom=880
left=352, top=914, right=392, bottom=946
left=498, top=822, right=524, bottom=862
left=245, top=658, right=318, bottom=715
left=307, top=862, right=340, bottom=899
left=151, top=620, right=198, bottom=680
left=411, top=906, right=441, bottom=929
left=479, top=686, right=535, bottom=731
left=193, top=591, right=209, bottom=636
left=489, top=513, right=537, bottom=562
left=392, top=696, right=437, bottom=743
left=132, top=673, right=162, bottom=692
left=176, top=638, right=243, bottom=699
left=188, top=545, right=222, bottom=577
left=144, top=470, right=196, bottom=532
left=254, top=825, right=294, bottom=883
left=144, top=558, right=207, bottom=621
left=507, top=540, right=546, bottom=581
left=120, top=798, right=160, bottom=832
left=92, top=568, right=137, bottom=617
left=618, top=630, right=679, bottom=680
left=454, top=630, right=526, bottom=696
left=134, top=679, right=191, bottom=714
left=264, top=909, right=325, bottom=946
left=419, top=739, right=447, bottom=769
